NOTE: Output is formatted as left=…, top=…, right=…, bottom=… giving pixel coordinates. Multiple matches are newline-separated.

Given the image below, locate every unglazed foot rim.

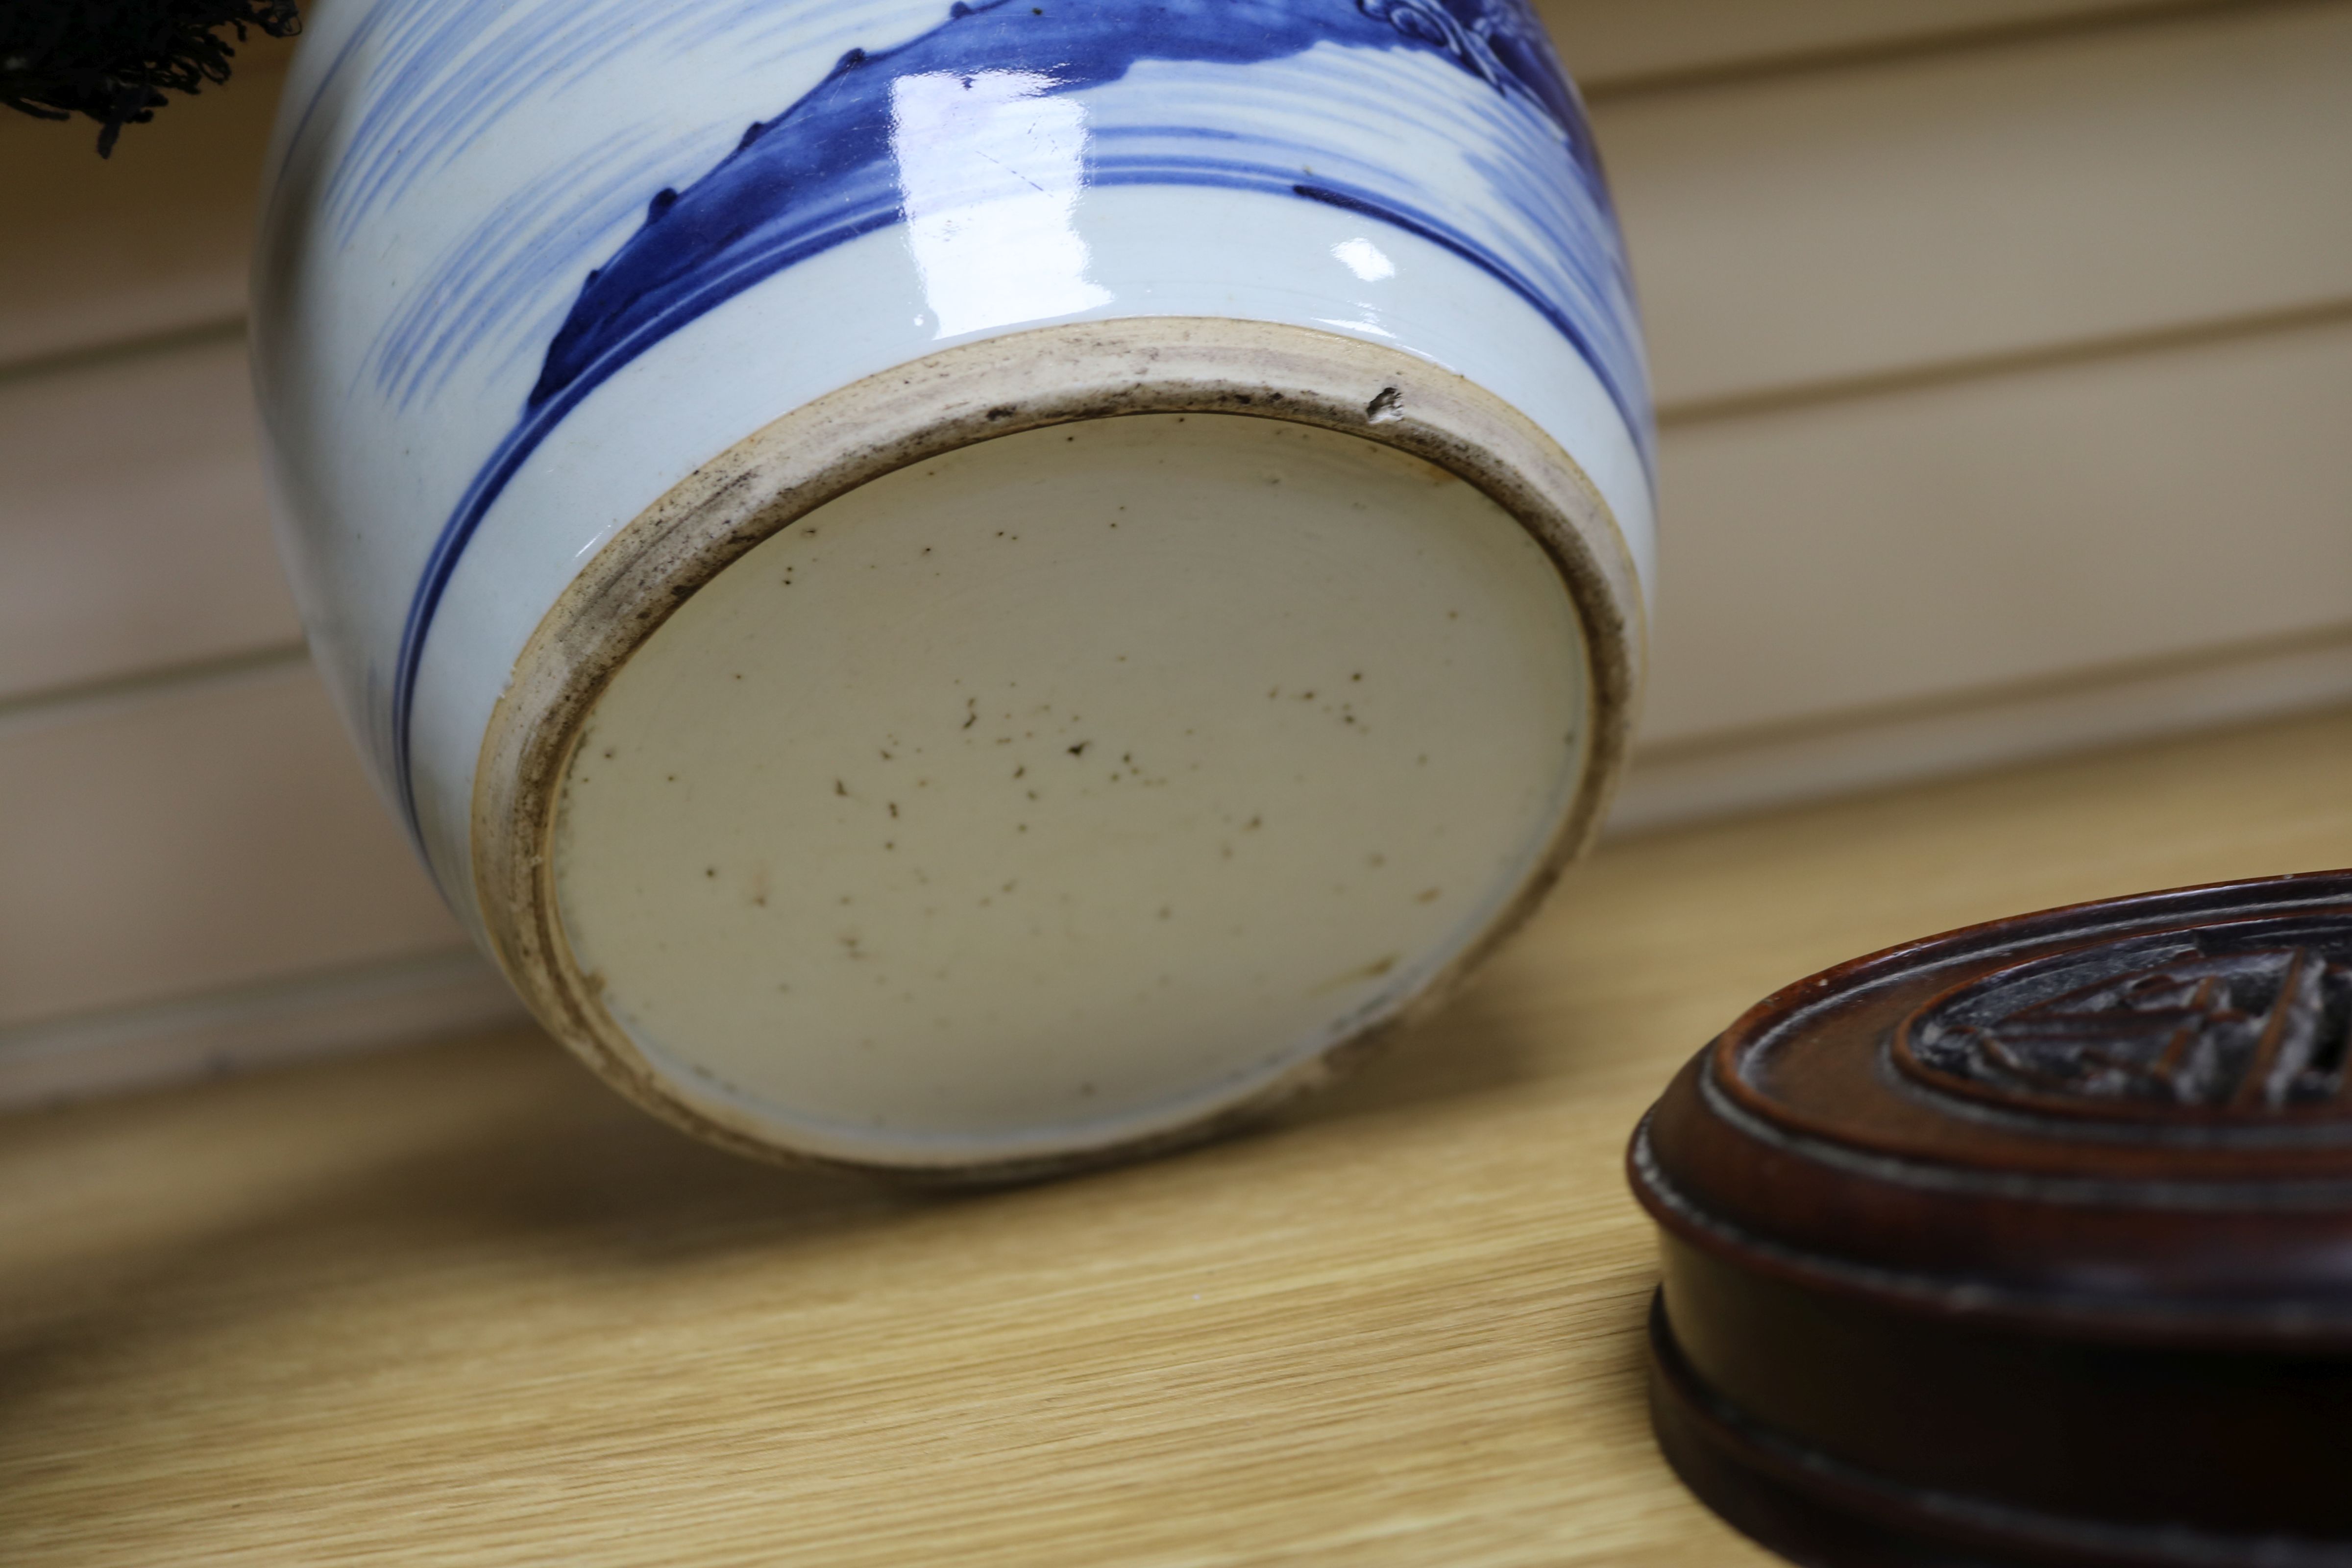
left=472, top=317, right=1645, bottom=1180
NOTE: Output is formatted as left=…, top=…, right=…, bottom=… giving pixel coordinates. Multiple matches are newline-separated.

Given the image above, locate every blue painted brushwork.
left=383, top=0, right=1647, bottom=833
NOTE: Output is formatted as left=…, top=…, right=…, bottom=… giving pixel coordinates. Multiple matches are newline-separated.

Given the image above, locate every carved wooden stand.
left=1631, top=870, right=2352, bottom=1567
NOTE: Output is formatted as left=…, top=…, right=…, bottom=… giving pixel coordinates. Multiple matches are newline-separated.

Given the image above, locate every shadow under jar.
left=253, top=0, right=1654, bottom=1176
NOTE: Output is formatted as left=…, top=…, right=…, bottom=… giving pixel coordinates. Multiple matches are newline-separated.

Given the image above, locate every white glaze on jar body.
left=253, top=0, right=1655, bottom=1173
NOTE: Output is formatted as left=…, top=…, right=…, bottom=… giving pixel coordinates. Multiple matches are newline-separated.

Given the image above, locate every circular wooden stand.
left=1631, top=871, right=2352, bottom=1567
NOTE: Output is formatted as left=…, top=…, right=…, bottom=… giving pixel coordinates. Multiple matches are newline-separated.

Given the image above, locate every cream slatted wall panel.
left=1654, top=318, right=2352, bottom=732
left=1592, top=0, right=2352, bottom=830
left=2, top=0, right=2349, bottom=1103
left=0, top=669, right=460, bottom=1029
left=1592, top=0, right=2352, bottom=411
left=0, top=339, right=300, bottom=702
left=1620, top=316, right=2352, bottom=828
left=1541, top=0, right=2221, bottom=84
left=0, top=35, right=293, bottom=365
left=0, top=38, right=505, bottom=1100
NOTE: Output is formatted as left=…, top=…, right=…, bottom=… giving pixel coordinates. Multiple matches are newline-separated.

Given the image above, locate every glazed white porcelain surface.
left=255, top=0, right=1652, bottom=915
left=550, top=412, right=1588, bottom=1161
left=252, top=0, right=1654, bottom=1167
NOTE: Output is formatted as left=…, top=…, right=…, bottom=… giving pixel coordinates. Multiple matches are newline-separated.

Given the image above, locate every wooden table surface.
left=5, top=709, right=2349, bottom=1567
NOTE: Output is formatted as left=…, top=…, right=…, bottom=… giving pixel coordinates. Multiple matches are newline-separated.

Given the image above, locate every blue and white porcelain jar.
left=253, top=0, right=1654, bottom=1176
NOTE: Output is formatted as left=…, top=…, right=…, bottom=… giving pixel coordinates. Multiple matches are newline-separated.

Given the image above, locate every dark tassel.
left=0, top=0, right=301, bottom=157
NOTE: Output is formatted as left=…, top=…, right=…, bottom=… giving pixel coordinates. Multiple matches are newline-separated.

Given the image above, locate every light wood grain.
left=1, top=708, right=2345, bottom=1567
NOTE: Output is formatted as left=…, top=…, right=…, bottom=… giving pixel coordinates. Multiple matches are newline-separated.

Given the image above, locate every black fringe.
left=1, top=0, right=301, bottom=157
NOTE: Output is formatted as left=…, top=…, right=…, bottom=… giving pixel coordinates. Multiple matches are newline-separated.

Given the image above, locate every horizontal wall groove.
left=1653, top=294, right=2352, bottom=430
left=0, top=316, right=248, bottom=392
left=1634, top=620, right=2352, bottom=768
left=0, top=945, right=484, bottom=1056
left=1579, top=0, right=2329, bottom=105
left=5, top=2, right=2346, bottom=1107
left=0, top=641, right=312, bottom=739
left=1612, top=690, right=2352, bottom=838
left=0, top=944, right=522, bottom=1113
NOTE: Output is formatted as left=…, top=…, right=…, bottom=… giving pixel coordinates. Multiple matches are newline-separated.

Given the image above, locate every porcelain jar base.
left=472, top=317, right=1642, bottom=1178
